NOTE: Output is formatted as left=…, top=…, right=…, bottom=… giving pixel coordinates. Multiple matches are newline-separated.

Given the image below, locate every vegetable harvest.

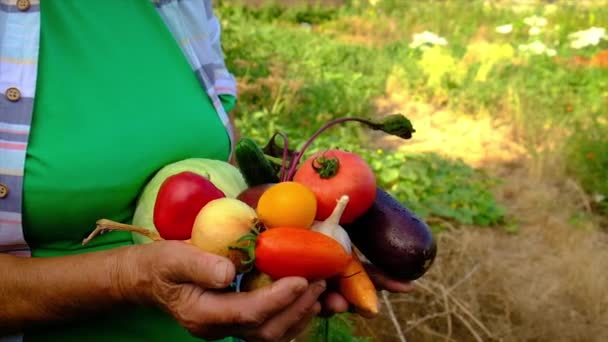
left=82, top=113, right=437, bottom=321
left=85, top=198, right=350, bottom=279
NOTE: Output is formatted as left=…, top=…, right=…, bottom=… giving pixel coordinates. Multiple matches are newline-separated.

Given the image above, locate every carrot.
left=339, top=250, right=379, bottom=318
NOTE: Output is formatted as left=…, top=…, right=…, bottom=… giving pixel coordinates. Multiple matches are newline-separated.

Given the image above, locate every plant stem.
left=275, top=131, right=290, bottom=182
left=383, top=290, right=407, bottom=342
left=324, top=317, right=330, bottom=342
left=285, top=117, right=370, bottom=180
left=82, top=219, right=163, bottom=245
left=285, top=115, right=412, bottom=180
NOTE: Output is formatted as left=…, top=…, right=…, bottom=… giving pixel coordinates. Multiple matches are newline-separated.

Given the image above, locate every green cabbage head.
left=132, top=158, right=248, bottom=244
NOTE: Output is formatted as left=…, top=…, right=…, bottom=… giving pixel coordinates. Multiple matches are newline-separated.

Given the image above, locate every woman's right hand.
left=119, top=240, right=325, bottom=342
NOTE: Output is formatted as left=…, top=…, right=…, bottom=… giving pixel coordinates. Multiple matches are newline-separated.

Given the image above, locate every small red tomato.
left=255, top=227, right=352, bottom=280
left=293, top=150, right=376, bottom=224
left=236, top=183, right=275, bottom=209
left=154, top=171, right=225, bottom=240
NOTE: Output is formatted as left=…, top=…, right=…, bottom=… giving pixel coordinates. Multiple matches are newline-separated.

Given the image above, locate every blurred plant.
left=522, top=15, right=546, bottom=36
left=523, top=14, right=548, bottom=28
left=496, top=23, right=513, bottom=34
left=367, top=150, right=506, bottom=228
left=568, top=27, right=607, bottom=49
left=463, top=42, right=515, bottom=82
left=518, top=40, right=557, bottom=56
left=409, top=31, right=448, bottom=50
left=303, top=136, right=507, bottom=229
left=529, top=26, right=542, bottom=36
left=564, top=127, right=608, bottom=208
left=306, top=314, right=369, bottom=342
left=217, top=0, right=608, bottom=221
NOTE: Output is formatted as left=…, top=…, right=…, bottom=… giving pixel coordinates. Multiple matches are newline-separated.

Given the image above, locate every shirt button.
left=0, top=183, right=8, bottom=199
left=16, top=0, right=30, bottom=11
left=5, top=87, right=21, bottom=102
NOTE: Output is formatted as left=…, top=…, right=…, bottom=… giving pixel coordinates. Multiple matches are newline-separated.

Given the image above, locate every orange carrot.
left=339, top=251, right=379, bottom=318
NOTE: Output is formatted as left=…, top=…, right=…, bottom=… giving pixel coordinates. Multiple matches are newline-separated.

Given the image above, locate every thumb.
left=168, top=242, right=236, bottom=289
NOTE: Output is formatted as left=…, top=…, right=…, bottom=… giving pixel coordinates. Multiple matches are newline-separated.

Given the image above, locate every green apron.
left=23, top=1, right=235, bottom=340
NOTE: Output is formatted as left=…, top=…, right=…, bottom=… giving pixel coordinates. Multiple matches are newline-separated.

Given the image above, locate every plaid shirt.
left=0, top=0, right=237, bottom=257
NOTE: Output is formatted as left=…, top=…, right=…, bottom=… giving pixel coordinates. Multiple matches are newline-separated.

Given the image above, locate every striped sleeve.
left=153, top=0, right=236, bottom=150
left=0, top=1, right=40, bottom=257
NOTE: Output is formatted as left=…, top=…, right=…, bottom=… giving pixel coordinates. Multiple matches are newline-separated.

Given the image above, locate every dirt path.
left=356, top=95, right=608, bottom=342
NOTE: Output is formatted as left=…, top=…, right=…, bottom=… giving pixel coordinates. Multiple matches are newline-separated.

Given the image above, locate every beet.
left=344, top=188, right=437, bottom=281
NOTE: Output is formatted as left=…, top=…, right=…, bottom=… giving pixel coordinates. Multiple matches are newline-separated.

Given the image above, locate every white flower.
left=496, top=24, right=513, bottom=34
left=529, top=26, right=542, bottom=36
left=524, top=15, right=547, bottom=27
left=409, top=31, right=448, bottom=49
left=568, top=27, right=607, bottom=49
left=518, top=41, right=557, bottom=57
left=528, top=40, right=548, bottom=54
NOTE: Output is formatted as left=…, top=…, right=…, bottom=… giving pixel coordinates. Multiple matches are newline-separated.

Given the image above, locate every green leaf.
left=305, top=315, right=370, bottom=342
left=379, top=168, right=400, bottom=185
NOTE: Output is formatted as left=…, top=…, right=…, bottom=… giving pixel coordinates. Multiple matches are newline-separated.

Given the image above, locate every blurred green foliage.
left=306, top=315, right=370, bottom=342
left=216, top=1, right=607, bottom=340
left=217, top=0, right=607, bottom=225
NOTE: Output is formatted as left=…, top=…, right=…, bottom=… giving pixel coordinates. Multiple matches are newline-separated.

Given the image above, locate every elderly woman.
left=0, top=1, right=413, bottom=341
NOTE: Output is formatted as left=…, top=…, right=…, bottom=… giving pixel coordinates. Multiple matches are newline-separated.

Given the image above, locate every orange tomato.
left=256, top=182, right=317, bottom=228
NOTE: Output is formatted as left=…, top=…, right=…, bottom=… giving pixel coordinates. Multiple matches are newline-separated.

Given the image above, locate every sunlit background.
left=217, top=0, right=608, bottom=340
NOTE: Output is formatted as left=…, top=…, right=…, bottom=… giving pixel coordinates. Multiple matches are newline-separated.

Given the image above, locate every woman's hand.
left=319, top=262, right=415, bottom=316
left=123, top=241, right=325, bottom=341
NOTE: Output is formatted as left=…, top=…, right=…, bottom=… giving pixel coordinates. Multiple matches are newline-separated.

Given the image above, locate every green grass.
left=216, top=1, right=608, bottom=340
left=217, top=0, right=608, bottom=227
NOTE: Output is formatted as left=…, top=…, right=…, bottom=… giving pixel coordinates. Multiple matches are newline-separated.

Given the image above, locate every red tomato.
left=293, top=150, right=376, bottom=224
left=154, top=171, right=225, bottom=240
left=255, top=227, right=352, bottom=280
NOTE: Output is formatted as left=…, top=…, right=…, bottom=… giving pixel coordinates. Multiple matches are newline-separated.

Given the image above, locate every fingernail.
left=284, top=278, right=308, bottom=295
left=294, top=280, right=308, bottom=293
left=214, top=260, right=231, bottom=286
left=313, top=280, right=327, bottom=294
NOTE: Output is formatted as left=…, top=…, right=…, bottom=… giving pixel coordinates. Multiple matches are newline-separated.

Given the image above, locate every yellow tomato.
left=256, top=181, right=317, bottom=228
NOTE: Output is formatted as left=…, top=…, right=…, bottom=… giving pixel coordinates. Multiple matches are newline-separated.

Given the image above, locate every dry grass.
left=354, top=163, right=608, bottom=341
left=360, top=226, right=608, bottom=341
left=352, top=94, right=608, bottom=341
left=314, top=16, right=402, bottom=47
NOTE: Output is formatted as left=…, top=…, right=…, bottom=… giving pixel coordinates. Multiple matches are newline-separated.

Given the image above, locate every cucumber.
left=235, top=137, right=280, bottom=187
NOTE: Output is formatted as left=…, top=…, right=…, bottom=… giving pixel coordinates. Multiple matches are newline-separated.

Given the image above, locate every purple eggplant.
left=344, top=188, right=437, bottom=281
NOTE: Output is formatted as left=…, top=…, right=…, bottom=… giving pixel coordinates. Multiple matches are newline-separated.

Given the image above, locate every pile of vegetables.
left=82, top=114, right=437, bottom=318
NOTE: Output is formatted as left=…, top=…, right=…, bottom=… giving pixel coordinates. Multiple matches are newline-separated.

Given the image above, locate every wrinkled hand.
left=320, top=262, right=415, bottom=317
left=120, top=241, right=325, bottom=342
